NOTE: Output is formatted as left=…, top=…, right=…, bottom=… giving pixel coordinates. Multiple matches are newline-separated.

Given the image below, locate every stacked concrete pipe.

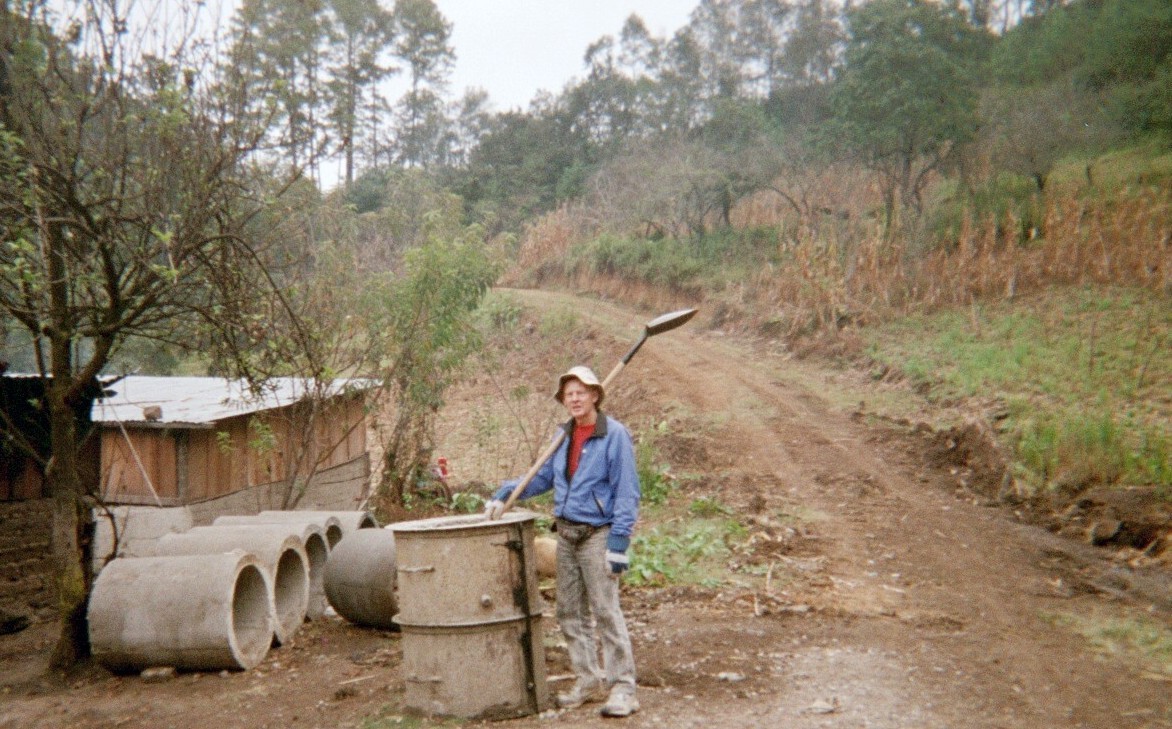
left=214, top=513, right=348, bottom=548
left=257, top=509, right=380, bottom=535
left=322, top=528, right=398, bottom=629
left=213, top=517, right=331, bottom=619
left=89, top=550, right=273, bottom=672
left=150, top=526, right=309, bottom=646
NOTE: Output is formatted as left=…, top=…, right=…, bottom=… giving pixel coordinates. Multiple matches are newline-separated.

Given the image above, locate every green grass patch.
left=536, top=306, right=582, bottom=339
left=563, top=227, right=786, bottom=293
left=866, top=286, right=1170, bottom=494
left=1047, top=611, right=1172, bottom=678
left=636, top=420, right=677, bottom=506
left=929, top=173, right=1042, bottom=247
left=627, top=517, right=748, bottom=588
left=1050, top=142, right=1172, bottom=192
left=564, top=234, right=705, bottom=290
left=361, top=706, right=464, bottom=728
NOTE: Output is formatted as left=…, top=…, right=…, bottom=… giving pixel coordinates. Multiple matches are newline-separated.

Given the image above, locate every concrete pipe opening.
left=323, top=528, right=398, bottom=629
left=153, top=527, right=309, bottom=645
left=231, top=563, right=273, bottom=664
left=272, top=548, right=309, bottom=640
left=302, top=531, right=329, bottom=619
left=89, top=550, right=273, bottom=673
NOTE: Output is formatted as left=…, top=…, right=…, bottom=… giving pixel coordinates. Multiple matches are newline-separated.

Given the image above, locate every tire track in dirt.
left=509, top=289, right=1172, bottom=729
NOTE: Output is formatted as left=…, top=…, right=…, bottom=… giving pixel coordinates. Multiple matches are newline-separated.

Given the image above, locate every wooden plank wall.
left=100, top=428, right=178, bottom=503
left=101, top=392, right=368, bottom=505
left=186, top=452, right=372, bottom=523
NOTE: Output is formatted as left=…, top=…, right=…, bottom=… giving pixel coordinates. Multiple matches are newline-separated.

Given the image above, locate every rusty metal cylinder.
left=389, top=510, right=548, bottom=719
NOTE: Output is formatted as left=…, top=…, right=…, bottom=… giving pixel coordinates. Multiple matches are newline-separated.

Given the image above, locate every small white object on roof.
left=92, top=376, right=373, bottom=428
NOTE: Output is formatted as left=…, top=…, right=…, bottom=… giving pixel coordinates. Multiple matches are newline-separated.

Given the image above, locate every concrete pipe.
left=323, top=528, right=398, bottom=629
left=292, top=525, right=329, bottom=620
left=211, top=518, right=331, bottom=620
left=152, top=526, right=308, bottom=646
left=215, top=513, right=347, bottom=549
left=258, top=510, right=378, bottom=541
left=88, top=550, right=272, bottom=672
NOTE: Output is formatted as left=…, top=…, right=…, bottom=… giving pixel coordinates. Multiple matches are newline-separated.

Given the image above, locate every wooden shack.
left=1, top=373, right=103, bottom=501
left=92, top=376, right=373, bottom=521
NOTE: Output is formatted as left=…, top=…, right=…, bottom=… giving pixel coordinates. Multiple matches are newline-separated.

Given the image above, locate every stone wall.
left=0, top=499, right=54, bottom=622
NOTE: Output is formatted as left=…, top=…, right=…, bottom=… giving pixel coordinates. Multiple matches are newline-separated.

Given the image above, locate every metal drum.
left=390, top=510, right=548, bottom=719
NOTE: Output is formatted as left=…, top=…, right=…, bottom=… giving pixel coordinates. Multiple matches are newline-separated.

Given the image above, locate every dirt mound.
left=922, top=418, right=1171, bottom=563
left=925, top=419, right=1013, bottom=500
left=1049, top=487, right=1172, bottom=555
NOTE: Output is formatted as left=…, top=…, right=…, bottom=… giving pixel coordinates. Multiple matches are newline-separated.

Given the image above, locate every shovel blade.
left=645, top=308, right=698, bottom=336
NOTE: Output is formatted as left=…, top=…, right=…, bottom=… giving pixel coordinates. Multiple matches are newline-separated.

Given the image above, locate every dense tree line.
left=172, top=0, right=1169, bottom=236
left=314, top=0, right=1168, bottom=236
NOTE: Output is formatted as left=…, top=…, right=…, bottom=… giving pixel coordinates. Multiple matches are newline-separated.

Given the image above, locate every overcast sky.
left=435, top=1, right=696, bottom=111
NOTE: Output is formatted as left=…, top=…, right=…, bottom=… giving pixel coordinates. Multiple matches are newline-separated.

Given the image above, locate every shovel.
left=499, top=307, right=698, bottom=515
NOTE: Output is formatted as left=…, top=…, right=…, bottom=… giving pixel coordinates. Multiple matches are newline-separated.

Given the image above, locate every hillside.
left=5, top=290, right=1168, bottom=728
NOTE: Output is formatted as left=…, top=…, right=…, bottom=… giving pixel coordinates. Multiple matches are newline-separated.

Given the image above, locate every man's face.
left=561, top=379, right=599, bottom=421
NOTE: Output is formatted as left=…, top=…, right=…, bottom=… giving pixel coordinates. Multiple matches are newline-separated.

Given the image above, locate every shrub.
left=636, top=421, right=674, bottom=506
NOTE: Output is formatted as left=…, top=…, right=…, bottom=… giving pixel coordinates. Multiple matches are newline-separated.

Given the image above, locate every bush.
left=636, top=421, right=674, bottom=506
left=929, top=174, right=1042, bottom=248
left=476, top=292, right=524, bottom=332
left=566, top=234, right=705, bottom=291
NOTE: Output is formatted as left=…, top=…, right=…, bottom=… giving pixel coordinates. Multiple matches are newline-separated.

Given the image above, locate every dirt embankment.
left=1, top=290, right=1169, bottom=729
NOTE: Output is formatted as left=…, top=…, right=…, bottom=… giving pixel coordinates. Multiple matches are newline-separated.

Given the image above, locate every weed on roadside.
left=362, top=707, right=464, bottom=728
left=689, top=496, right=733, bottom=518
left=866, top=286, right=1171, bottom=495
left=628, top=519, right=748, bottom=587
left=1046, top=611, right=1172, bottom=678
left=637, top=420, right=677, bottom=506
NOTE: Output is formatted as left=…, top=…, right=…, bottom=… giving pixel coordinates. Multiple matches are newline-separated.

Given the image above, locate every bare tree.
left=981, top=82, right=1117, bottom=193
left=0, top=0, right=298, bottom=668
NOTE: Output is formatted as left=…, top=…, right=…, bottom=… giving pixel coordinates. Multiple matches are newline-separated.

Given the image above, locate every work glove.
left=606, top=534, right=630, bottom=577
left=484, top=499, right=506, bottom=520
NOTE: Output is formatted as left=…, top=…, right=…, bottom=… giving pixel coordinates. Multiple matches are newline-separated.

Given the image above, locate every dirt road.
left=1, top=289, right=1169, bottom=729
left=494, top=289, right=1172, bottom=729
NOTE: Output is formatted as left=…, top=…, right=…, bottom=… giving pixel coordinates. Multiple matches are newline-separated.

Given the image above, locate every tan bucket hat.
left=554, top=365, right=604, bottom=407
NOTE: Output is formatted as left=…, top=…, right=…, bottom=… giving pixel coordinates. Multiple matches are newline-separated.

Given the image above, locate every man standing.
left=485, top=365, right=641, bottom=717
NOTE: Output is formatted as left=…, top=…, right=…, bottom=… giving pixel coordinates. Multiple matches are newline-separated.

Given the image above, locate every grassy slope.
left=505, top=144, right=1171, bottom=501
left=864, top=286, right=1170, bottom=494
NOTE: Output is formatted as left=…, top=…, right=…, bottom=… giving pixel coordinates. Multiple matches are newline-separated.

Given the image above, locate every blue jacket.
left=494, top=414, right=640, bottom=539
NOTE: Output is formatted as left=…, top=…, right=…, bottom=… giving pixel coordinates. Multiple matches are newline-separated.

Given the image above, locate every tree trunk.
left=46, top=377, right=92, bottom=671
left=40, top=208, right=93, bottom=670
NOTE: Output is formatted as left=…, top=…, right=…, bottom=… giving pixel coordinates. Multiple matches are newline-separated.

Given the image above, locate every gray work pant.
left=555, top=519, right=636, bottom=689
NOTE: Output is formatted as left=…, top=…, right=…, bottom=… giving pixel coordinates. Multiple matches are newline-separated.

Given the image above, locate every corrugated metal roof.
left=91, top=375, right=374, bottom=428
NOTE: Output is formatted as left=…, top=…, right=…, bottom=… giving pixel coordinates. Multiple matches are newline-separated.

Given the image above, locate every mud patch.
left=925, top=419, right=1011, bottom=500
left=1048, top=487, right=1172, bottom=558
